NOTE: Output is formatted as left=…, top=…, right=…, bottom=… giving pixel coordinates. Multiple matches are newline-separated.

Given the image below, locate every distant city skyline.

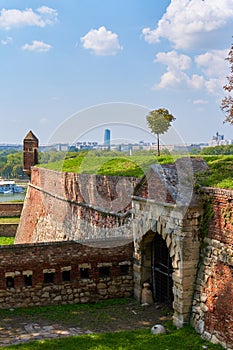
left=0, top=1, right=233, bottom=144
left=0, top=128, right=231, bottom=151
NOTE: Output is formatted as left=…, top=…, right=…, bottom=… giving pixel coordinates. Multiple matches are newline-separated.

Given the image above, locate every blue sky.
left=0, top=0, right=233, bottom=145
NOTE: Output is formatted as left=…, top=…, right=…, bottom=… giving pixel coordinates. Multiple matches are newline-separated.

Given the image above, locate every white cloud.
left=1, top=36, right=12, bottom=45
left=142, top=0, right=233, bottom=50
left=154, top=51, right=192, bottom=89
left=39, top=117, right=49, bottom=125
left=195, top=49, right=228, bottom=77
left=155, top=50, right=191, bottom=70
left=0, top=7, right=57, bottom=30
left=195, top=49, right=228, bottom=93
left=80, top=26, right=122, bottom=56
left=193, top=99, right=208, bottom=105
left=36, top=6, right=58, bottom=26
left=188, top=74, right=205, bottom=90
left=22, top=40, right=52, bottom=52
left=153, top=49, right=227, bottom=95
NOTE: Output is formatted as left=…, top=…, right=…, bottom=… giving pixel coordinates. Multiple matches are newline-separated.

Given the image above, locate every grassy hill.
left=39, top=151, right=233, bottom=190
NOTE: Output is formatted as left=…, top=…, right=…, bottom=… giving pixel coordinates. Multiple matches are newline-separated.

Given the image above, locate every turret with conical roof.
left=23, top=131, right=39, bottom=178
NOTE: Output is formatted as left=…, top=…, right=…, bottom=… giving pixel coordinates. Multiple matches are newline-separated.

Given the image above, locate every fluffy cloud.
left=155, top=51, right=191, bottom=70
left=22, top=40, right=52, bottom=52
left=195, top=49, right=228, bottom=77
left=1, top=36, right=12, bottom=45
left=0, top=6, right=57, bottom=30
left=80, top=26, right=122, bottom=56
left=154, top=51, right=193, bottom=89
left=154, top=49, right=227, bottom=95
left=142, top=0, right=233, bottom=50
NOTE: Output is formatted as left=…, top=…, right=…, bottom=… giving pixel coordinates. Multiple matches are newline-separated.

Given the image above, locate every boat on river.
left=0, top=180, right=24, bottom=194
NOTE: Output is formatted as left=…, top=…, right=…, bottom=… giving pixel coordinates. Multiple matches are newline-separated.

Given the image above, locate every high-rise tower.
left=104, top=129, right=111, bottom=149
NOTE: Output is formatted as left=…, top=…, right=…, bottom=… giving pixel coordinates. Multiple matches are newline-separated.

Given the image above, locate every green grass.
left=0, top=217, right=20, bottom=223
left=39, top=152, right=233, bottom=189
left=197, top=155, right=233, bottom=189
left=39, top=153, right=178, bottom=177
left=0, top=300, right=224, bottom=349
left=0, top=236, right=14, bottom=245
left=0, top=298, right=130, bottom=320
left=2, top=325, right=223, bottom=350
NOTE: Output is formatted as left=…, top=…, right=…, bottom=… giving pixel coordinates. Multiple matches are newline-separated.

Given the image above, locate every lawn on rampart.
left=39, top=152, right=233, bottom=190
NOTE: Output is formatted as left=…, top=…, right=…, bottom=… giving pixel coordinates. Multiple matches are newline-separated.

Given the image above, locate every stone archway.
left=151, top=233, right=173, bottom=307
left=132, top=199, right=202, bottom=328
left=140, top=231, right=174, bottom=307
left=139, top=230, right=174, bottom=308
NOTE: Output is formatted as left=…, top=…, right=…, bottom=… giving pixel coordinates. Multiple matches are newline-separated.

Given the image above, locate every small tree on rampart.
left=146, top=108, right=175, bottom=156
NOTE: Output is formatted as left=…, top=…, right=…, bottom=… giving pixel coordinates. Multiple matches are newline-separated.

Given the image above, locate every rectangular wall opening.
left=99, top=266, right=110, bottom=278
left=44, top=272, right=54, bottom=284
left=6, top=276, right=14, bottom=289
left=62, top=270, right=71, bottom=282
left=80, top=268, right=89, bottom=279
left=24, top=275, right=32, bottom=287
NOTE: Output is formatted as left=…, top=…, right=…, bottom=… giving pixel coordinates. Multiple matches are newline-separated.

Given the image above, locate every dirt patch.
left=1, top=299, right=173, bottom=334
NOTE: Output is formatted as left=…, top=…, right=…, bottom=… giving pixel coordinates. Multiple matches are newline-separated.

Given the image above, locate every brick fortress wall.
left=192, top=188, right=233, bottom=349
left=15, top=167, right=139, bottom=244
left=0, top=241, right=133, bottom=309
left=0, top=203, right=23, bottom=217
left=0, top=203, right=23, bottom=237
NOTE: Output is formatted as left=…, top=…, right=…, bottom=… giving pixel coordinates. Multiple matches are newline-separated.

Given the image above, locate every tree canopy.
left=221, top=42, right=233, bottom=124
left=146, top=108, right=175, bottom=156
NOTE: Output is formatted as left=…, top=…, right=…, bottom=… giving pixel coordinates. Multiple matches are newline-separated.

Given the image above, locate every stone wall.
left=192, top=188, right=233, bottom=349
left=0, top=224, right=18, bottom=237
left=0, top=203, right=22, bottom=238
left=132, top=197, right=202, bottom=328
left=0, top=240, right=133, bottom=309
left=15, top=167, right=139, bottom=244
left=0, top=203, right=23, bottom=217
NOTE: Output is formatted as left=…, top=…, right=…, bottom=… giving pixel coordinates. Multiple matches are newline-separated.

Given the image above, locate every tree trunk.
left=157, top=133, right=160, bottom=156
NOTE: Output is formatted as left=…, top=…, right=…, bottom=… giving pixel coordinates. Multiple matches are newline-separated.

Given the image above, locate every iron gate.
left=151, top=233, right=173, bottom=307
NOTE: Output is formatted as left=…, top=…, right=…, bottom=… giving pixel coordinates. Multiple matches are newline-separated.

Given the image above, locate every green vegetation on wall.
left=39, top=151, right=233, bottom=190
left=1, top=147, right=232, bottom=190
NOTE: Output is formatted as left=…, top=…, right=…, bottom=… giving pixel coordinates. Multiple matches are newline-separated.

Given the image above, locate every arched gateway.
left=140, top=231, right=173, bottom=307
left=132, top=159, right=206, bottom=327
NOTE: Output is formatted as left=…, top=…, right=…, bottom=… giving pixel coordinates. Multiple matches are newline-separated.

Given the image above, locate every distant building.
left=209, top=132, right=224, bottom=146
left=104, top=129, right=111, bottom=149
left=76, top=141, right=98, bottom=150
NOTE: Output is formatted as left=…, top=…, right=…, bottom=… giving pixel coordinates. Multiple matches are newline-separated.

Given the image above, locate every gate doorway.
left=151, top=233, right=173, bottom=307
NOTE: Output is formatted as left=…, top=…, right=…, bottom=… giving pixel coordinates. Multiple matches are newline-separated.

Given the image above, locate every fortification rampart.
left=5, top=164, right=233, bottom=349
left=15, top=167, right=139, bottom=244
left=192, top=188, right=233, bottom=349
left=0, top=202, right=23, bottom=237
left=0, top=203, right=23, bottom=217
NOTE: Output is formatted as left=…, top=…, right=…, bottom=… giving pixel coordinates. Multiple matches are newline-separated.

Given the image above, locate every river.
left=0, top=192, right=25, bottom=202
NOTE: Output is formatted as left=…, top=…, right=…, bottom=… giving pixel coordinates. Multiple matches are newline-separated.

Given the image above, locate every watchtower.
left=23, top=131, right=39, bottom=178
